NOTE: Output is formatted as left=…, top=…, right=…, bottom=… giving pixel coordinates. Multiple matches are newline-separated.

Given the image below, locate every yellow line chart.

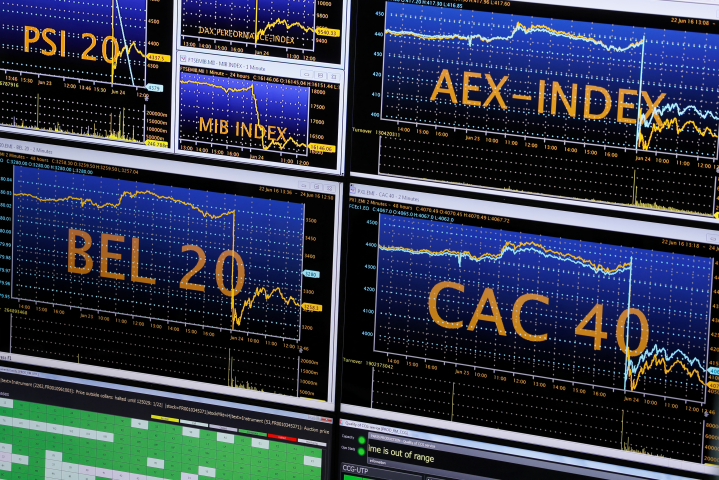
left=13, top=190, right=302, bottom=329
left=637, top=116, right=718, bottom=151
left=379, top=240, right=632, bottom=275
left=179, top=79, right=309, bottom=152
left=626, top=352, right=706, bottom=391
left=253, top=0, right=315, bottom=42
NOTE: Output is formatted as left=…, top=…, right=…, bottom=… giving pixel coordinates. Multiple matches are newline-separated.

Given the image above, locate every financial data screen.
left=2, top=0, right=719, bottom=477
left=0, top=367, right=333, bottom=480
left=342, top=183, right=719, bottom=472
left=337, top=419, right=696, bottom=480
left=176, top=54, right=344, bottom=171
left=345, top=0, right=719, bottom=216
left=179, top=0, right=346, bottom=64
left=0, top=139, right=342, bottom=408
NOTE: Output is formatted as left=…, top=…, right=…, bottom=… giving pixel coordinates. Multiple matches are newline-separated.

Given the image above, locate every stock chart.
left=342, top=195, right=719, bottom=462
left=347, top=1, right=719, bottom=215
left=13, top=166, right=305, bottom=338
left=0, top=0, right=173, bottom=147
left=177, top=66, right=340, bottom=170
left=375, top=215, right=711, bottom=401
left=0, top=149, right=338, bottom=401
left=180, top=0, right=345, bottom=63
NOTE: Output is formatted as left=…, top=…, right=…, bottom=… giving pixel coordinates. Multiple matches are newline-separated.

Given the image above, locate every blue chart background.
left=0, top=0, right=147, bottom=85
left=178, top=72, right=309, bottom=155
left=11, top=166, right=305, bottom=338
left=381, top=2, right=719, bottom=157
left=375, top=215, right=712, bottom=401
left=181, top=0, right=315, bottom=49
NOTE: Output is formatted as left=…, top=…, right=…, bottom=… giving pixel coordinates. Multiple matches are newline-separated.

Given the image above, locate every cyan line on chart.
left=627, top=344, right=706, bottom=379
left=640, top=103, right=719, bottom=127
left=378, top=243, right=631, bottom=276
left=384, top=21, right=644, bottom=52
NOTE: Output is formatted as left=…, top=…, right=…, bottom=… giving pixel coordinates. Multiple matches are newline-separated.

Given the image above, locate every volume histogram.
left=374, top=215, right=712, bottom=401
left=381, top=3, right=719, bottom=157
left=178, top=71, right=310, bottom=156
left=11, top=166, right=305, bottom=339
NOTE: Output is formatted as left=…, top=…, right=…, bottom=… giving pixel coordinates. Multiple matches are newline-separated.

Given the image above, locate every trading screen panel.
left=0, top=367, right=333, bottom=480
left=337, top=419, right=700, bottom=480
left=0, top=0, right=174, bottom=149
left=341, top=183, right=719, bottom=471
left=0, top=139, right=341, bottom=407
left=176, top=53, right=343, bottom=172
left=345, top=0, right=719, bottom=216
left=179, top=0, right=346, bottom=65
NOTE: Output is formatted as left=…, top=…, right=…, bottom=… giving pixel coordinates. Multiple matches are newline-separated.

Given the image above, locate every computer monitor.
left=1, top=0, right=719, bottom=477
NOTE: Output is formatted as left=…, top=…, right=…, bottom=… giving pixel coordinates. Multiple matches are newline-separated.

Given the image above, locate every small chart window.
left=0, top=0, right=174, bottom=149
left=179, top=0, right=347, bottom=65
left=176, top=54, right=344, bottom=173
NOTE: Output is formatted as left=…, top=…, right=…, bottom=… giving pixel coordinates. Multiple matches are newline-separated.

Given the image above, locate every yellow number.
left=216, top=250, right=245, bottom=296
left=616, top=308, right=649, bottom=357
left=180, top=245, right=206, bottom=292
left=81, top=33, right=97, bottom=60
left=575, top=304, right=607, bottom=350
left=102, top=36, right=119, bottom=64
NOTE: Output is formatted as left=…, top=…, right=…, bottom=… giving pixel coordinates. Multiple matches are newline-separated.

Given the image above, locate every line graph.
left=181, top=0, right=316, bottom=51
left=374, top=214, right=712, bottom=401
left=385, top=22, right=645, bottom=52
left=379, top=241, right=632, bottom=275
left=637, top=117, right=718, bottom=152
left=178, top=72, right=310, bottom=156
left=626, top=345, right=706, bottom=392
left=237, top=286, right=301, bottom=330
left=255, top=17, right=314, bottom=41
left=380, top=2, right=719, bottom=157
left=1, top=0, right=148, bottom=86
left=11, top=166, right=305, bottom=339
left=647, top=104, right=719, bottom=125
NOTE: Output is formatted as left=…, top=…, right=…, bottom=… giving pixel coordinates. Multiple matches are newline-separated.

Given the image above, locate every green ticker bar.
left=236, top=430, right=267, bottom=437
